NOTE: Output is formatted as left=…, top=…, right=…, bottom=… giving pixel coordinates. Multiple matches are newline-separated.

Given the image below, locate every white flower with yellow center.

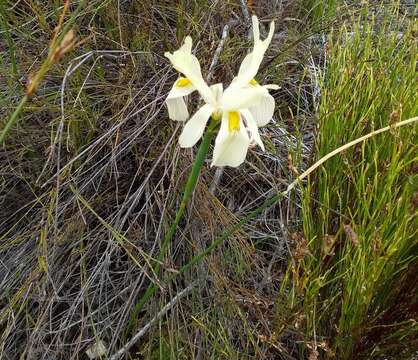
left=182, top=82, right=267, bottom=167
left=164, top=15, right=278, bottom=167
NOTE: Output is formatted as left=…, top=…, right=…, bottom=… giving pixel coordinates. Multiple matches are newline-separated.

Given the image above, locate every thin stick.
left=207, top=20, right=237, bottom=82
left=239, top=0, right=251, bottom=25
left=109, top=281, right=197, bottom=360
left=207, top=20, right=237, bottom=193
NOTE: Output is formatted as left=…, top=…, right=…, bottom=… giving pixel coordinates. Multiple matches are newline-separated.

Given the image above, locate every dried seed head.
left=53, top=29, right=76, bottom=63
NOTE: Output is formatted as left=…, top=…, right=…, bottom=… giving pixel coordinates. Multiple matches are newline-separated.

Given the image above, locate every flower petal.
left=237, top=53, right=253, bottom=79
left=165, top=38, right=215, bottom=105
left=180, top=36, right=192, bottom=53
left=211, top=112, right=250, bottom=167
left=166, top=80, right=196, bottom=100
left=165, top=80, right=196, bottom=121
left=264, top=84, right=280, bottom=90
left=210, top=83, right=223, bottom=103
left=248, top=92, right=275, bottom=127
left=232, top=16, right=275, bottom=88
left=222, top=85, right=267, bottom=111
left=179, top=104, right=214, bottom=148
left=166, top=97, right=189, bottom=121
left=241, top=109, right=265, bottom=150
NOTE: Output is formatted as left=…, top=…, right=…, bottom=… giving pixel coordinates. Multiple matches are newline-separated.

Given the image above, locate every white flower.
left=178, top=82, right=267, bottom=167
left=164, top=15, right=278, bottom=167
left=210, top=16, right=279, bottom=167
left=164, top=37, right=215, bottom=121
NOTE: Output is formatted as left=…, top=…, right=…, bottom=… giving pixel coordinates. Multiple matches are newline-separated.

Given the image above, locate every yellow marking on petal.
left=175, top=77, right=192, bottom=87
left=249, top=78, right=258, bottom=86
left=228, top=112, right=240, bottom=133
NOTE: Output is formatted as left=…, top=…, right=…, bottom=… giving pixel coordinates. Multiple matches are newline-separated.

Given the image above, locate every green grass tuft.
left=285, top=6, right=417, bottom=359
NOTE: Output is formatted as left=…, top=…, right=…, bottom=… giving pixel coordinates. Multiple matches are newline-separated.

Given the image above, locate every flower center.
left=228, top=112, right=240, bottom=133
left=249, top=78, right=258, bottom=86
left=175, top=77, right=192, bottom=87
left=211, top=110, right=222, bottom=121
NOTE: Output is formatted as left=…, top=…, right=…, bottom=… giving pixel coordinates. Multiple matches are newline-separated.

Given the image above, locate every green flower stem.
left=0, top=96, right=28, bottom=144
left=158, top=119, right=218, bottom=260
left=126, top=119, right=218, bottom=335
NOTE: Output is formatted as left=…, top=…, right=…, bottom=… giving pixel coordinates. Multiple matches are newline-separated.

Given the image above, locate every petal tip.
left=269, top=21, right=275, bottom=33
left=266, top=84, right=280, bottom=90
left=178, top=137, right=191, bottom=148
